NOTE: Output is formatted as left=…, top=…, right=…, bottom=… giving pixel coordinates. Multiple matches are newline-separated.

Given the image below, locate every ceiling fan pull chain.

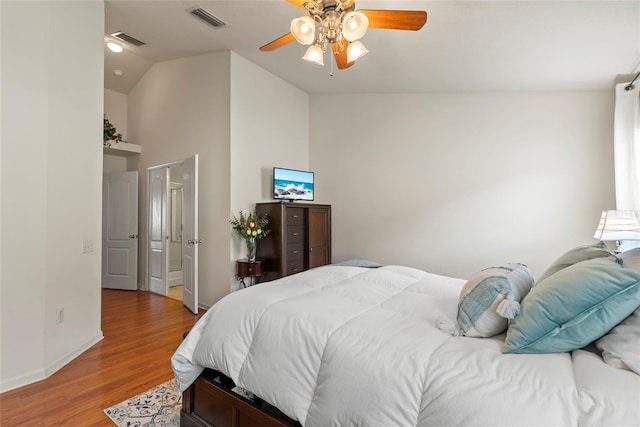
left=329, top=51, right=334, bottom=77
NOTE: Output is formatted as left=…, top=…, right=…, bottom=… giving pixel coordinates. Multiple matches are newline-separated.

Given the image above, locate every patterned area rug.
left=104, top=379, right=181, bottom=427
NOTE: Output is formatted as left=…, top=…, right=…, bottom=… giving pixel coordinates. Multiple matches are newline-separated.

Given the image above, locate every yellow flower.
left=231, top=210, right=271, bottom=242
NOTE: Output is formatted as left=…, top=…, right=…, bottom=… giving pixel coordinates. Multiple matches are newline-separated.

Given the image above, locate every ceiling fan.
left=259, top=0, right=427, bottom=69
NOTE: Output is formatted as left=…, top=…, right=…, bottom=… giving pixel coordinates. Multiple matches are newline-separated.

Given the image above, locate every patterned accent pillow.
left=457, top=263, right=534, bottom=338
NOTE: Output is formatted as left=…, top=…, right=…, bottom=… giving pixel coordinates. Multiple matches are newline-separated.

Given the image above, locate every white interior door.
left=148, top=167, right=169, bottom=296
left=102, top=171, right=138, bottom=290
left=182, top=155, right=198, bottom=314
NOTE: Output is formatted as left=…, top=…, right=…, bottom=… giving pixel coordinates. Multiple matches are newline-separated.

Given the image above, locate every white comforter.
left=172, top=265, right=640, bottom=426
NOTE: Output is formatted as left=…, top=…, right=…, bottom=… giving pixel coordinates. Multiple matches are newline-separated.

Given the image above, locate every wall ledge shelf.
left=103, top=142, right=141, bottom=156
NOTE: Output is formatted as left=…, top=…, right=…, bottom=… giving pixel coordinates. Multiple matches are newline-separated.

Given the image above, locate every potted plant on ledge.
left=103, top=116, right=126, bottom=147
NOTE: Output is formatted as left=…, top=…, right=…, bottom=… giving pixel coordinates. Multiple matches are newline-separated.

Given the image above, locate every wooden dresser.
left=255, top=202, right=331, bottom=281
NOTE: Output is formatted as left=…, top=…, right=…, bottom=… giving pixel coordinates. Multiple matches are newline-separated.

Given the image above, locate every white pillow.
left=595, top=306, right=640, bottom=375
left=457, top=263, right=534, bottom=338
left=619, top=248, right=640, bottom=270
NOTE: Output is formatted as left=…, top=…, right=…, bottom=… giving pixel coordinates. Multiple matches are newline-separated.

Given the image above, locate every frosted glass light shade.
left=342, top=11, right=368, bottom=41
left=302, top=45, right=324, bottom=66
left=107, top=42, right=123, bottom=53
left=593, top=210, right=640, bottom=241
left=291, top=16, right=316, bottom=45
left=347, top=40, right=369, bottom=62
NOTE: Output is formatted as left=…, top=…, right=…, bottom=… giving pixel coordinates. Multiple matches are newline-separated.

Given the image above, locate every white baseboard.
left=0, top=368, right=46, bottom=394
left=0, top=332, right=104, bottom=393
left=45, top=332, right=104, bottom=378
left=169, top=270, right=183, bottom=287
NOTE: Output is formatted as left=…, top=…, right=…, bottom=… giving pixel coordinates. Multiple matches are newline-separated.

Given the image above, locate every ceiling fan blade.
left=287, top=0, right=308, bottom=9
left=332, top=40, right=354, bottom=70
left=359, top=10, right=427, bottom=31
left=259, top=33, right=296, bottom=51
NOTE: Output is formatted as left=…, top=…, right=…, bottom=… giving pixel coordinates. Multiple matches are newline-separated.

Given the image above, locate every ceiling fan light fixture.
left=347, top=40, right=368, bottom=62
left=342, top=11, right=368, bottom=41
left=302, top=44, right=324, bottom=66
left=107, top=41, right=123, bottom=53
left=291, top=16, right=316, bottom=45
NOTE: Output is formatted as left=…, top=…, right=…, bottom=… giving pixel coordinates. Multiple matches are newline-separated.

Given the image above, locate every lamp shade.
left=347, top=40, right=369, bottom=62
left=593, top=210, right=640, bottom=241
left=342, top=11, right=368, bottom=41
left=290, top=16, right=316, bottom=45
left=302, top=45, right=324, bottom=66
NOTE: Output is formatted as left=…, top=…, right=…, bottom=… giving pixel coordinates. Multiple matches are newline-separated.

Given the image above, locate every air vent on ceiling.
left=110, top=31, right=146, bottom=47
left=189, top=6, right=227, bottom=28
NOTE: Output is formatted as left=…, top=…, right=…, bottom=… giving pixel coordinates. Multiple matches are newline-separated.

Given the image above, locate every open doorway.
left=168, top=173, right=184, bottom=301
left=147, top=155, right=199, bottom=314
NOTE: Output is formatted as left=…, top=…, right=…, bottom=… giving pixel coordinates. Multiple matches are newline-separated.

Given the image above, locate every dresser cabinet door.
left=308, top=207, right=330, bottom=269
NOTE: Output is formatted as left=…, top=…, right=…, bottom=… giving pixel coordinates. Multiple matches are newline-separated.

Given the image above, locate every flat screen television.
left=273, top=167, right=314, bottom=201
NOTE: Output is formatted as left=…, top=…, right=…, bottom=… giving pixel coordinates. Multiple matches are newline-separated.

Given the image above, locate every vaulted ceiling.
left=104, top=1, right=640, bottom=95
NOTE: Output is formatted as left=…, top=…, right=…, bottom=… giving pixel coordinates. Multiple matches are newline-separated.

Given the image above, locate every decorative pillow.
left=536, top=241, right=615, bottom=284
left=595, top=306, right=640, bottom=375
left=619, top=248, right=640, bottom=270
left=457, top=263, right=534, bottom=338
left=503, top=257, right=640, bottom=354
left=332, top=259, right=382, bottom=268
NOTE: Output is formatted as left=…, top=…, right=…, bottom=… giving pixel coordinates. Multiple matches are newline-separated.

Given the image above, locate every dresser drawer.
left=286, top=243, right=304, bottom=261
left=286, top=225, right=304, bottom=243
left=285, top=208, right=305, bottom=226
left=286, top=260, right=305, bottom=276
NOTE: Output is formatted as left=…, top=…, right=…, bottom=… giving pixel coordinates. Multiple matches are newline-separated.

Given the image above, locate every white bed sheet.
left=172, top=265, right=640, bottom=426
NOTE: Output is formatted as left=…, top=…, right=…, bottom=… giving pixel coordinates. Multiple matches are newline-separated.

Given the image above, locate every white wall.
left=0, top=0, right=104, bottom=392
left=129, top=51, right=232, bottom=307
left=310, top=92, right=615, bottom=280
left=105, top=88, right=128, bottom=141
left=103, top=88, right=129, bottom=172
left=229, top=52, right=309, bottom=290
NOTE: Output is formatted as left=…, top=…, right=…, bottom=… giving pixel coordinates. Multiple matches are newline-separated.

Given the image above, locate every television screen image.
left=273, top=167, right=314, bottom=201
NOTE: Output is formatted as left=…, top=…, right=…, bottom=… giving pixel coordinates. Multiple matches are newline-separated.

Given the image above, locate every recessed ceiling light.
left=107, top=42, right=123, bottom=53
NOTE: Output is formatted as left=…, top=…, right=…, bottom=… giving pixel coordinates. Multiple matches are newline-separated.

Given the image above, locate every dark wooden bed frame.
left=181, top=368, right=302, bottom=427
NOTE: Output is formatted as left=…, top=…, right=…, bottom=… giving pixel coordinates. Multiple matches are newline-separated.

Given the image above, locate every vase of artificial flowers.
left=230, top=210, right=270, bottom=261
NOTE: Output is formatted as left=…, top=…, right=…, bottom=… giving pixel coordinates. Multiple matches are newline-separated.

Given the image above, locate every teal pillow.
left=504, top=257, right=640, bottom=354
left=536, top=241, right=614, bottom=283
left=332, top=259, right=382, bottom=268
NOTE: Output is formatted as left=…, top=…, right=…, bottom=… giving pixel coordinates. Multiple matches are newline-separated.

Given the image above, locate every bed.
left=172, top=248, right=640, bottom=427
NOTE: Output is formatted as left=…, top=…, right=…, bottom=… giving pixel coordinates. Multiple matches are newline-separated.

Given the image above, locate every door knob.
left=187, top=239, right=194, bottom=245
left=129, top=234, right=138, bottom=239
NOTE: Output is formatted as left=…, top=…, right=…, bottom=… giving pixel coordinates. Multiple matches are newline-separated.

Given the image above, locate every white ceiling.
left=104, top=0, right=640, bottom=95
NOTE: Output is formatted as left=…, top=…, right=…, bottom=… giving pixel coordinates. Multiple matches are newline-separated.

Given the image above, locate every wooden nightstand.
left=236, top=260, right=264, bottom=288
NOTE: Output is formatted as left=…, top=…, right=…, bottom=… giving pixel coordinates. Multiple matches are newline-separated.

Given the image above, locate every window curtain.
left=614, top=82, right=640, bottom=209
left=613, top=81, right=640, bottom=250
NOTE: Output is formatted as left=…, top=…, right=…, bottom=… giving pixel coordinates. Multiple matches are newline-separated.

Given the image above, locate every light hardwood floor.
left=0, top=289, right=204, bottom=426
